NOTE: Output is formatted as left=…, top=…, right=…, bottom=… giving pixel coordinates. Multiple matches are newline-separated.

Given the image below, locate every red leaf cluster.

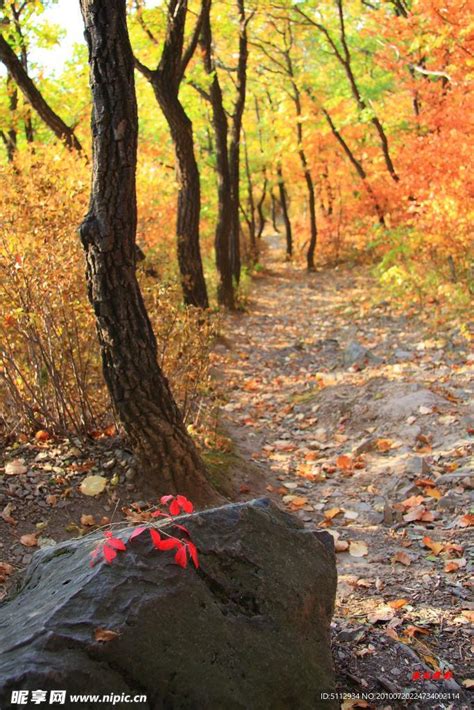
left=89, top=494, right=199, bottom=570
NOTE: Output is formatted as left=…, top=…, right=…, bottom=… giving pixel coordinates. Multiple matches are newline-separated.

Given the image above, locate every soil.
left=1, top=233, right=472, bottom=709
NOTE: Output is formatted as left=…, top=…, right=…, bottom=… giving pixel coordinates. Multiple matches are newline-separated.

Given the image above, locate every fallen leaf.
left=324, top=507, right=344, bottom=520
left=404, top=625, right=429, bottom=637
left=376, top=438, right=393, bottom=452
left=5, top=459, right=28, bottom=476
left=80, top=475, right=107, bottom=496
left=1, top=503, right=17, bottom=525
left=403, top=505, right=434, bottom=522
left=462, top=679, right=474, bottom=689
left=0, top=562, right=14, bottom=582
left=20, top=533, right=38, bottom=547
left=444, top=558, right=467, bottom=573
left=392, top=551, right=412, bottom=566
left=425, top=487, right=442, bottom=500
left=401, top=495, right=425, bottom=509
left=368, top=604, right=395, bottom=624
left=94, top=628, right=120, bottom=642
left=422, top=536, right=444, bottom=556
left=415, top=478, right=436, bottom=488
left=349, top=541, right=368, bottom=558
left=388, top=598, right=409, bottom=609
left=336, top=454, right=353, bottom=471
left=457, top=514, right=474, bottom=528
left=80, top=514, right=95, bottom=527
left=285, top=495, right=308, bottom=508
left=385, top=627, right=400, bottom=641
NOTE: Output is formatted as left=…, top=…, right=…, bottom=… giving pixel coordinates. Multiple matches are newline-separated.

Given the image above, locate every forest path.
left=216, top=233, right=473, bottom=702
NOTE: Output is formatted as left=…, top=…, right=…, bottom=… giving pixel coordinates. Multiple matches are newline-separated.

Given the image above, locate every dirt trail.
left=216, top=233, right=473, bottom=707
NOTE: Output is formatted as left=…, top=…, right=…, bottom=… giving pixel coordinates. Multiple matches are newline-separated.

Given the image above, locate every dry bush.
left=0, top=147, right=217, bottom=439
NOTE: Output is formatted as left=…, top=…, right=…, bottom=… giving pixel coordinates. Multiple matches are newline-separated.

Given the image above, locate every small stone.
left=406, top=456, right=430, bottom=477
left=437, top=491, right=460, bottom=511
left=125, top=468, right=136, bottom=481
left=65, top=447, right=82, bottom=459
left=394, top=349, right=412, bottom=361
left=103, top=458, right=116, bottom=470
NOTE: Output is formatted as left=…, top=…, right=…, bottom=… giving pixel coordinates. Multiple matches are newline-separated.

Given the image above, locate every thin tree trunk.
left=296, top=0, right=399, bottom=182
left=256, top=178, right=267, bottom=240
left=4, top=74, right=17, bottom=162
left=200, top=3, right=234, bottom=308
left=322, top=107, right=385, bottom=225
left=288, top=74, right=317, bottom=269
left=10, top=3, right=35, bottom=144
left=0, top=34, right=81, bottom=151
left=270, top=191, right=280, bottom=232
left=79, top=0, right=216, bottom=504
left=228, top=0, right=250, bottom=284
left=243, top=137, right=258, bottom=261
left=276, top=163, right=293, bottom=259
left=134, top=0, right=208, bottom=309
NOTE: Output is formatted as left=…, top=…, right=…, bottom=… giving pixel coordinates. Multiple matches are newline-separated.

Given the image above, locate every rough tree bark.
left=134, top=0, right=208, bottom=309
left=199, top=1, right=234, bottom=309
left=79, top=0, right=216, bottom=505
left=0, top=34, right=81, bottom=151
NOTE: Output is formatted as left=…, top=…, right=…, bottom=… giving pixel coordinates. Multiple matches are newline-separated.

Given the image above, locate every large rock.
left=0, top=498, right=337, bottom=709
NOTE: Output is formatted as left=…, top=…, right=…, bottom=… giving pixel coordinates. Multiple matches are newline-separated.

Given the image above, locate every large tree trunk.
left=0, top=34, right=81, bottom=151
left=151, top=79, right=209, bottom=309
left=79, top=0, right=216, bottom=505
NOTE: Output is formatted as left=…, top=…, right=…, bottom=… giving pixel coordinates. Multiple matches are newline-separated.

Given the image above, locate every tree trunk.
left=79, top=0, right=216, bottom=505
left=200, top=5, right=234, bottom=308
left=0, top=34, right=81, bottom=151
left=4, top=74, right=17, bottom=162
left=290, top=76, right=317, bottom=270
left=228, top=0, right=249, bottom=284
left=277, top=164, right=292, bottom=259
left=322, top=107, right=385, bottom=225
left=133, top=0, right=209, bottom=309
left=270, top=191, right=280, bottom=232
left=304, top=169, right=318, bottom=271
left=151, top=79, right=209, bottom=309
left=243, top=138, right=258, bottom=262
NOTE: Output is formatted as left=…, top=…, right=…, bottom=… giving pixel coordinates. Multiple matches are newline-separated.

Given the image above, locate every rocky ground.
left=0, top=235, right=472, bottom=709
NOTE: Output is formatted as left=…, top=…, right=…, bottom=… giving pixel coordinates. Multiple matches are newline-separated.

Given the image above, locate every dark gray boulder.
left=0, top=498, right=337, bottom=710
